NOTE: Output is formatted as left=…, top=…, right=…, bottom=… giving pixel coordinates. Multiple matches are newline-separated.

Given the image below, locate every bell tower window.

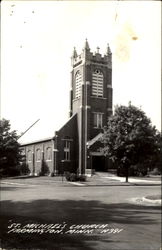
left=75, top=70, right=82, bottom=99
left=92, top=69, right=103, bottom=97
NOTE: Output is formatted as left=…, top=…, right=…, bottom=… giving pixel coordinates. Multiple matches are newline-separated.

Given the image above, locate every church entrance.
left=92, top=155, right=107, bottom=172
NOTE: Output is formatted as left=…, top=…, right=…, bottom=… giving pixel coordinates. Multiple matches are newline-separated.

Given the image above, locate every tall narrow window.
left=75, top=71, right=82, bottom=99
left=27, top=150, right=32, bottom=162
left=93, top=113, right=103, bottom=128
left=92, top=69, right=103, bottom=97
left=63, top=140, right=70, bottom=161
left=36, top=149, right=41, bottom=162
left=46, top=147, right=52, bottom=161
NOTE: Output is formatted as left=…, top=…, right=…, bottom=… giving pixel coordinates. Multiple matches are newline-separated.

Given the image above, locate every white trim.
left=53, top=149, right=58, bottom=152
left=85, top=105, right=91, bottom=109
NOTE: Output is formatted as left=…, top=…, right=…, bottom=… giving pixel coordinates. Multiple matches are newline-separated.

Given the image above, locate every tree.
left=101, top=104, right=160, bottom=182
left=0, top=118, right=22, bottom=176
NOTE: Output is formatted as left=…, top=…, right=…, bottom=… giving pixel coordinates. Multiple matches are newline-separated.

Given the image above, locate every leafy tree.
left=0, top=118, right=22, bottom=176
left=101, top=104, right=160, bottom=182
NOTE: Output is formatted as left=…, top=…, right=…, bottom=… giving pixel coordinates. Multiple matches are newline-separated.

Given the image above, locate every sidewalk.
left=85, top=172, right=161, bottom=186
left=102, top=175, right=161, bottom=184
left=1, top=174, right=161, bottom=187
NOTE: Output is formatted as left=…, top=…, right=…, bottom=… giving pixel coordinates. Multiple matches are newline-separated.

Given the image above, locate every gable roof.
left=20, top=137, right=54, bottom=146
left=56, top=113, right=77, bottom=133
left=86, top=132, right=103, bottom=148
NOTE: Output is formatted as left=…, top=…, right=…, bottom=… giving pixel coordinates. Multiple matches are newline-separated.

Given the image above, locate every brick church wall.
left=56, top=113, right=78, bottom=174
left=21, top=139, right=54, bottom=175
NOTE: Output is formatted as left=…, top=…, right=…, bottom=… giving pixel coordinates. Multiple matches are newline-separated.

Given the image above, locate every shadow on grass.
left=0, top=186, right=29, bottom=191
left=0, top=198, right=161, bottom=250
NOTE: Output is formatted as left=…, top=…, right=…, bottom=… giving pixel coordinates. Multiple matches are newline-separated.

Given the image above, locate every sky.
left=1, top=1, right=161, bottom=144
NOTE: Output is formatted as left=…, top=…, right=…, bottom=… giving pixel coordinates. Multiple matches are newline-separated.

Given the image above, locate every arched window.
left=75, top=71, right=82, bottom=99
left=36, top=149, right=41, bottom=162
left=92, top=69, right=103, bottom=97
left=27, top=150, right=32, bottom=162
left=46, top=147, right=52, bottom=161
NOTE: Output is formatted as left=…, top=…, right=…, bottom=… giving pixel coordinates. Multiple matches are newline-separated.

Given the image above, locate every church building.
left=20, top=40, right=113, bottom=176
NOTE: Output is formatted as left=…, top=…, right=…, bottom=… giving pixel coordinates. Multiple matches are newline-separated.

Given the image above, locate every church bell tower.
left=70, top=39, right=112, bottom=174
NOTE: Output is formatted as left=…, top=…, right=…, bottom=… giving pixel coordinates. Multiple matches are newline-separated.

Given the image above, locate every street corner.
left=129, top=194, right=161, bottom=206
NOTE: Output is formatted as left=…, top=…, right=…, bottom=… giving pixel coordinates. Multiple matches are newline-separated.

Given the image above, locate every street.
left=0, top=176, right=161, bottom=250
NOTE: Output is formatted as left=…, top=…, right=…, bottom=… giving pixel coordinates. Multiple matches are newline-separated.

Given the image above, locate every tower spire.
left=72, top=47, right=77, bottom=58
left=83, top=38, right=90, bottom=50
left=96, top=46, right=100, bottom=54
left=106, top=43, right=112, bottom=55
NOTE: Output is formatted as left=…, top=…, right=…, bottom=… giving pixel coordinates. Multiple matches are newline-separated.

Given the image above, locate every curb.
left=142, top=197, right=161, bottom=204
left=130, top=196, right=161, bottom=205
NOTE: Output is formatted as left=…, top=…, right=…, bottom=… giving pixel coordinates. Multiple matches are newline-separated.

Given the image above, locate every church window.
left=27, top=150, right=32, bottom=162
left=36, top=149, right=41, bottom=162
left=93, top=113, right=103, bottom=128
left=75, top=71, right=82, bottom=99
left=92, top=69, right=103, bottom=97
left=63, top=140, right=70, bottom=161
left=46, top=147, right=52, bottom=161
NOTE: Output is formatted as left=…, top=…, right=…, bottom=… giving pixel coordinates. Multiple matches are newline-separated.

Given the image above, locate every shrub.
left=65, top=172, right=87, bottom=182
left=64, top=171, right=71, bottom=181
left=40, top=160, right=49, bottom=176
left=1, top=167, right=21, bottom=177
left=78, top=175, right=87, bottom=182
left=38, top=171, right=43, bottom=176
left=149, top=168, right=161, bottom=175
left=21, top=163, right=30, bottom=175
left=69, top=173, right=77, bottom=182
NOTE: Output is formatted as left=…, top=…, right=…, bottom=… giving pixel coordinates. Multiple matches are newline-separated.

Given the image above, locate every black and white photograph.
left=0, top=1, right=161, bottom=249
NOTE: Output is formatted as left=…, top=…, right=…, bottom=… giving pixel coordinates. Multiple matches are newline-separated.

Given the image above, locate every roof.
left=86, top=132, right=103, bottom=148
left=20, top=137, right=54, bottom=146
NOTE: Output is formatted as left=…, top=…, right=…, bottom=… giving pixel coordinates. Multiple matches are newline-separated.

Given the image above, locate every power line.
left=18, top=119, right=40, bottom=139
